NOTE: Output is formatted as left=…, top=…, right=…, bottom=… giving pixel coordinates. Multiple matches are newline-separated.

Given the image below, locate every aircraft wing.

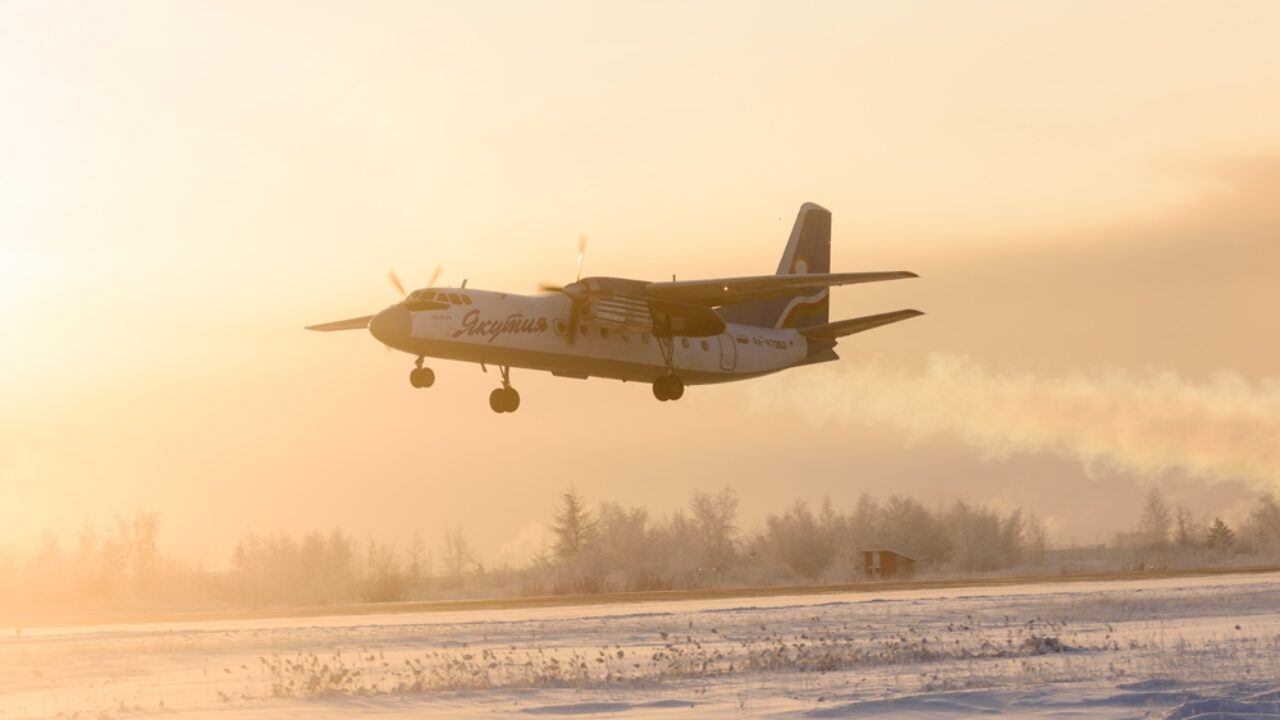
left=643, top=271, right=918, bottom=307
left=305, top=315, right=374, bottom=331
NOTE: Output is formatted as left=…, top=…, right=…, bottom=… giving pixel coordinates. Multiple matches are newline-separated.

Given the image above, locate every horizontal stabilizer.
left=799, top=309, right=924, bottom=340
left=305, top=315, right=374, bottom=332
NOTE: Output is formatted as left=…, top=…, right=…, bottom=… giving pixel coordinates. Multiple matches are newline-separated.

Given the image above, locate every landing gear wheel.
left=409, top=367, right=435, bottom=388
left=490, top=366, right=520, bottom=413
left=489, top=387, right=520, bottom=413
left=652, top=375, right=684, bottom=402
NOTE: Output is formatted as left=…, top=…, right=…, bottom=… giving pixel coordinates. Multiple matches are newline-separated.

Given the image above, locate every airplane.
left=307, top=203, right=922, bottom=413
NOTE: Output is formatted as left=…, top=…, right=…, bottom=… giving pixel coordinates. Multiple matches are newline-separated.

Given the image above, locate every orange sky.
left=3, top=1, right=1279, bottom=564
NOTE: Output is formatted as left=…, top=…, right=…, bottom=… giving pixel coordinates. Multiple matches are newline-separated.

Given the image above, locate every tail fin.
left=718, top=202, right=831, bottom=329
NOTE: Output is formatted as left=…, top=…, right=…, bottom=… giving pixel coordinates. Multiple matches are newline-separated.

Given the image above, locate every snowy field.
left=3, top=573, right=1279, bottom=719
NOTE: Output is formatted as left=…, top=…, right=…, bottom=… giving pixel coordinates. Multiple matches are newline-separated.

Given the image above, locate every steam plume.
left=751, top=354, right=1280, bottom=488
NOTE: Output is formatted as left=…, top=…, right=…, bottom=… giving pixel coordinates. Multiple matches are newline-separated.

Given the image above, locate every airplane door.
left=718, top=333, right=737, bottom=371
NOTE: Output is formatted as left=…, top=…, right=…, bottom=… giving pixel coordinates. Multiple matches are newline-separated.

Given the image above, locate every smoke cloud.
left=751, top=354, right=1280, bottom=490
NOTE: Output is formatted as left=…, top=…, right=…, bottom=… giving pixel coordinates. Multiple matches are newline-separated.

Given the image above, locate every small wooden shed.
left=863, top=549, right=916, bottom=579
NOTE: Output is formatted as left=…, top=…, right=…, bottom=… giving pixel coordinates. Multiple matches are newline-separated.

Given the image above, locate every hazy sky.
left=3, top=1, right=1279, bottom=564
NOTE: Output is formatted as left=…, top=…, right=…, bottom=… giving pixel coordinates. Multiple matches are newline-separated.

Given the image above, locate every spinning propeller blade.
left=388, top=269, right=406, bottom=298
left=537, top=235, right=590, bottom=344
left=576, top=235, right=587, bottom=282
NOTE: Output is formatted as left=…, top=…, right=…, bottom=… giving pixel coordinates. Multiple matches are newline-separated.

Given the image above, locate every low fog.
left=754, top=354, right=1279, bottom=491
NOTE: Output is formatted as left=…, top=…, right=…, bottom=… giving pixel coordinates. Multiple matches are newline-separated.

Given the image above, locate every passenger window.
left=448, top=293, right=462, bottom=304
left=701, top=339, right=710, bottom=351
left=601, top=328, right=610, bottom=339
left=681, top=338, right=690, bottom=349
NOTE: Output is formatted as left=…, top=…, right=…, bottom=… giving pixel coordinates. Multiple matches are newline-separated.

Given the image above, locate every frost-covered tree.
left=442, top=526, right=475, bottom=582
left=596, top=502, right=651, bottom=589
left=1024, top=514, right=1048, bottom=566
left=362, top=539, right=408, bottom=602
left=851, top=493, right=881, bottom=550
left=880, top=495, right=949, bottom=563
left=690, top=487, right=739, bottom=574
left=406, top=533, right=427, bottom=582
left=1241, top=494, right=1280, bottom=554
left=1205, top=518, right=1236, bottom=552
left=1139, top=487, right=1172, bottom=549
left=1174, top=506, right=1199, bottom=548
left=943, top=501, right=1005, bottom=573
left=760, top=501, right=835, bottom=580
left=552, top=487, right=597, bottom=560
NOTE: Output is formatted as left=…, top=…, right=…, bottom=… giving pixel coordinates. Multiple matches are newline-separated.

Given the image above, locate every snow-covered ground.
left=3, top=572, right=1279, bottom=719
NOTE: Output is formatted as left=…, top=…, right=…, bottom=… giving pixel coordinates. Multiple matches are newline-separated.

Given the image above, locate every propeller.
left=388, top=269, right=406, bottom=298
left=538, top=235, right=589, bottom=344
left=575, top=234, right=586, bottom=282
left=389, top=264, right=444, bottom=298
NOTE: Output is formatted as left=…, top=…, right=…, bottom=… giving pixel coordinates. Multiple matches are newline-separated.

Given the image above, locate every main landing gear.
left=652, top=334, right=685, bottom=402
left=489, top=365, right=520, bottom=414
left=409, top=356, right=435, bottom=388
left=652, top=374, right=685, bottom=402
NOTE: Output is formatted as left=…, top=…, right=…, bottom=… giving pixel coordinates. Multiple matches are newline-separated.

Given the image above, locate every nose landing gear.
left=489, top=365, right=520, bottom=413
left=409, top=357, right=435, bottom=388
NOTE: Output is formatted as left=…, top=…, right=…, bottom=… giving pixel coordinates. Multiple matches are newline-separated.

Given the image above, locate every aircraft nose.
left=369, top=304, right=411, bottom=348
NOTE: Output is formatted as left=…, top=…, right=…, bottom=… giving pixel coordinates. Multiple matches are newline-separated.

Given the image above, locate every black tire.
left=652, top=377, right=670, bottom=401
left=490, top=388, right=507, bottom=413
left=668, top=376, right=685, bottom=400
left=504, top=387, right=521, bottom=412
left=410, top=367, right=435, bottom=389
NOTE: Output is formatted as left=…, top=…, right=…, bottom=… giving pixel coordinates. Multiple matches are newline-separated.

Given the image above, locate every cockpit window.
left=404, top=289, right=449, bottom=312
left=461, top=295, right=472, bottom=305
left=448, top=293, right=462, bottom=304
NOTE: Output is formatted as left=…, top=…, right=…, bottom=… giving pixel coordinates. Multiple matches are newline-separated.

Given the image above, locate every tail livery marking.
left=777, top=288, right=830, bottom=329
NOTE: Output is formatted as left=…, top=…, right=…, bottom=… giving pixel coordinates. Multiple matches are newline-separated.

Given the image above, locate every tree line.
left=3, top=488, right=1279, bottom=619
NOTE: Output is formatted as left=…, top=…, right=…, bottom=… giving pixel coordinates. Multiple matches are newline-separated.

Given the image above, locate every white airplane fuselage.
left=309, top=202, right=921, bottom=411
left=370, top=289, right=807, bottom=385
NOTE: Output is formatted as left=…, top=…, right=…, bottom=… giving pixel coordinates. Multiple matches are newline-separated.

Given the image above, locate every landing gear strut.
left=409, top=356, right=435, bottom=388
left=489, top=365, right=520, bottom=413
left=652, top=334, right=685, bottom=402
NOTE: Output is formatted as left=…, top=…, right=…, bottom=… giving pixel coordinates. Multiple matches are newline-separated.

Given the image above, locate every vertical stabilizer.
left=718, top=202, right=832, bottom=329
